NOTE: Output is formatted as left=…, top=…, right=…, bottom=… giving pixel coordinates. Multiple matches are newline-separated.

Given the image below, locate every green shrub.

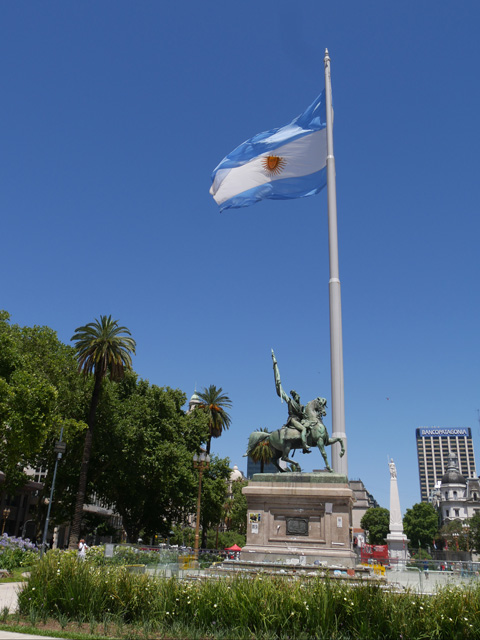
left=86, top=544, right=180, bottom=567
left=17, top=551, right=480, bottom=638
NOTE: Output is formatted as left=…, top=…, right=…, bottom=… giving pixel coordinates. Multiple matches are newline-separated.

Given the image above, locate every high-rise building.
left=416, top=427, right=477, bottom=502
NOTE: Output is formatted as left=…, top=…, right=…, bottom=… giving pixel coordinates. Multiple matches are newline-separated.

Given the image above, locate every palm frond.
left=195, top=385, right=232, bottom=448
left=71, top=315, right=136, bottom=380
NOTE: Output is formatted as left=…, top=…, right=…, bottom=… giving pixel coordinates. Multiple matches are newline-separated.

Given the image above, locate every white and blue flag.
left=210, top=91, right=327, bottom=212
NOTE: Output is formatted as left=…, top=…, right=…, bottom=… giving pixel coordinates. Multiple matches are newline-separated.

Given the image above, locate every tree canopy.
left=467, top=512, right=480, bottom=552
left=69, top=315, right=137, bottom=548
left=196, top=385, right=232, bottom=454
left=0, top=311, right=234, bottom=547
left=403, top=502, right=439, bottom=549
left=72, top=315, right=136, bottom=380
left=199, top=456, right=231, bottom=541
left=92, top=376, right=210, bottom=541
left=227, top=478, right=248, bottom=535
left=440, top=519, right=470, bottom=552
left=0, top=311, right=85, bottom=493
left=249, top=430, right=272, bottom=473
left=360, top=507, right=390, bottom=544
left=51, top=372, right=214, bottom=542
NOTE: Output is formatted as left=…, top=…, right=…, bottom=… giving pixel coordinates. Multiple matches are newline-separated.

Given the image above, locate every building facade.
left=416, top=427, right=477, bottom=502
left=429, top=452, right=480, bottom=524
left=349, top=478, right=379, bottom=531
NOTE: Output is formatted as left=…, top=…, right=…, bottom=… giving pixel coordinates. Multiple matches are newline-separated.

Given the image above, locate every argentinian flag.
left=210, top=91, right=327, bottom=212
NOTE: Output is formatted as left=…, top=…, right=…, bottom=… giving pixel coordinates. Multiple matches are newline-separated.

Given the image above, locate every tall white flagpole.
left=324, top=49, right=347, bottom=476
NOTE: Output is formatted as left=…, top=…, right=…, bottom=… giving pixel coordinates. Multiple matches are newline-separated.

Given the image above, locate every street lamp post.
left=40, top=430, right=66, bottom=558
left=1, top=508, right=10, bottom=535
left=193, top=452, right=210, bottom=567
left=463, top=523, right=470, bottom=552
left=452, top=532, right=460, bottom=551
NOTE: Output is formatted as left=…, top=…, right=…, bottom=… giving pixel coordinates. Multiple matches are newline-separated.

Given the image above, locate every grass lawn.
left=0, top=566, right=30, bottom=583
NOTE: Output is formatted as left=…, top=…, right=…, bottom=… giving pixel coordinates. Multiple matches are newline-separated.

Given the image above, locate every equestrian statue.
left=244, top=350, right=345, bottom=472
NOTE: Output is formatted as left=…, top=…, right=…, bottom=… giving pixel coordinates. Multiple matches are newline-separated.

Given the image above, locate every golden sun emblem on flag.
left=262, top=155, right=286, bottom=175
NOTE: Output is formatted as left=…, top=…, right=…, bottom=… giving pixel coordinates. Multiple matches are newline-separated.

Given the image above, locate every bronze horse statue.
left=245, top=397, right=345, bottom=472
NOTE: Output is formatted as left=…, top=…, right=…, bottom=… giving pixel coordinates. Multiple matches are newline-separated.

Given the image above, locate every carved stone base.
left=241, top=472, right=356, bottom=567
left=386, top=533, right=409, bottom=570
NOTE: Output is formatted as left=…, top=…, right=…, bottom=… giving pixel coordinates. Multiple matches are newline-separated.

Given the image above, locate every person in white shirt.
left=78, top=538, right=88, bottom=559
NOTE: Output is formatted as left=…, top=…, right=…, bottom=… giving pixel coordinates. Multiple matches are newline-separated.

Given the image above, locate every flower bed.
left=0, top=534, right=39, bottom=572
left=15, top=550, right=480, bottom=639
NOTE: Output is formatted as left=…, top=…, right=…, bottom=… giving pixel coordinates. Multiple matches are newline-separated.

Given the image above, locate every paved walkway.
left=0, top=583, right=64, bottom=639
left=0, top=632, right=62, bottom=639
left=0, top=583, right=22, bottom=614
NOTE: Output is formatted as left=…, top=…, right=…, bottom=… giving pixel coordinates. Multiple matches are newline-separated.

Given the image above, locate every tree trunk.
left=68, top=372, right=103, bottom=549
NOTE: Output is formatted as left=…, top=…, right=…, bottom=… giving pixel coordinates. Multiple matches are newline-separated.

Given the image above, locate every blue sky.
left=1, top=1, right=480, bottom=513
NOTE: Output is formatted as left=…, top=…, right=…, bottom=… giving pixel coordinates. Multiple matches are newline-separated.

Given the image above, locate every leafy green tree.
left=440, top=520, right=469, bottom=551
left=69, top=316, right=136, bottom=548
left=468, top=512, right=480, bottom=553
left=199, top=456, right=231, bottom=548
left=0, top=311, right=84, bottom=495
left=228, top=478, right=248, bottom=535
left=440, top=519, right=470, bottom=552
left=0, top=372, right=57, bottom=491
left=44, top=378, right=121, bottom=533
left=196, top=385, right=232, bottom=454
left=360, top=507, right=390, bottom=544
left=408, top=548, right=433, bottom=565
left=93, top=378, right=210, bottom=542
left=206, top=529, right=246, bottom=550
left=403, top=502, right=439, bottom=550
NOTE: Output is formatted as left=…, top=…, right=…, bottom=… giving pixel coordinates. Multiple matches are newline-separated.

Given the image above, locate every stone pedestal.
left=241, top=472, right=356, bottom=567
left=386, top=533, right=409, bottom=570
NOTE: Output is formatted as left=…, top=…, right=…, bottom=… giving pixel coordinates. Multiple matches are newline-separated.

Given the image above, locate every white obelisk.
left=386, top=459, right=408, bottom=569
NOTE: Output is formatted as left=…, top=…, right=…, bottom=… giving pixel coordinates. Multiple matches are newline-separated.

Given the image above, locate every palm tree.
left=250, top=430, right=273, bottom=473
left=68, top=315, right=136, bottom=549
left=196, top=385, right=232, bottom=454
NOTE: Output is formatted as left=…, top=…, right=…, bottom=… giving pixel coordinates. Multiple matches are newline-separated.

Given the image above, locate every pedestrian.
left=423, top=559, right=429, bottom=579
left=78, top=538, right=88, bottom=560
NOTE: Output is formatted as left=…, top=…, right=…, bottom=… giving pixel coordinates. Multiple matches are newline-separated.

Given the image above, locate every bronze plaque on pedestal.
left=286, top=517, right=309, bottom=536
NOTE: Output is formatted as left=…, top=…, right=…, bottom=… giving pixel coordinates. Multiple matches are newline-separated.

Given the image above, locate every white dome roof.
left=230, top=465, right=243, bottom=482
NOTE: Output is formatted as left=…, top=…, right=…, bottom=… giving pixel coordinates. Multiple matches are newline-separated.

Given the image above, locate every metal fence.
left=384, top=562, right=480, bottom=593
